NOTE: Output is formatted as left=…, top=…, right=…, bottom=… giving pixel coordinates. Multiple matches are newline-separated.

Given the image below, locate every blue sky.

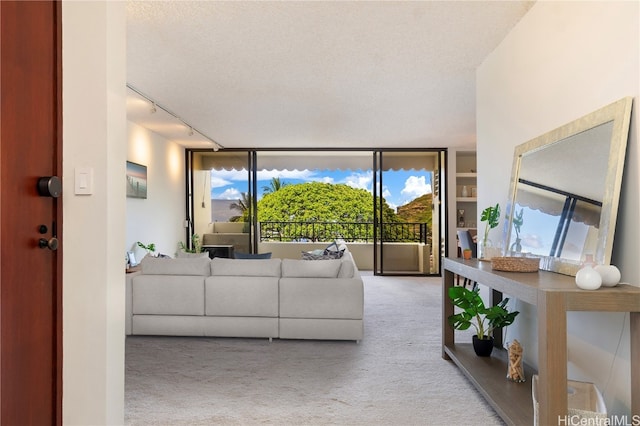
left=210, top=168, right=433, bottom=211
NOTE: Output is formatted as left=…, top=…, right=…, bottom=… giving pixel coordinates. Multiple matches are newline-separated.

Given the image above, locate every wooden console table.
left=442, top=257, right=639, bottom=425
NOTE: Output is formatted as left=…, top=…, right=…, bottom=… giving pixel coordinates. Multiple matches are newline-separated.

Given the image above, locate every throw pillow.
left=324, top=241, right=339, bottom=253
left=323, top=242, right=345, bottom=259
left=282, top=258, right=342, bottom=278
left=234, top=252, right=272, bottom=259
left=301, top=251, right=335, bottom=260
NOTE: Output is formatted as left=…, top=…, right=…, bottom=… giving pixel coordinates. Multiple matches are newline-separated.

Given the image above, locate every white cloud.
left=343, top=171, right=373, bottom=190
left=309, top=175, right=335, bottom=184
left=211, top=169, right=248, bottom=182
left=382, top=187, right=391, bottom=198
left=211, top=176, right=232, bottom=188
left=257, top=169, right=317, bottom=180
left=217, top=188, right=241, bottom=200
left=521, top=233, right=544, bottom=249
left=211, top=168, right=318, bottom=183
left=401, top=176, right=431, bottom=198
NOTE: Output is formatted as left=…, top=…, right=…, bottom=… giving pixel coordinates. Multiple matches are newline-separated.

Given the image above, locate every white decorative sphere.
left=575, top=266, right=602, bottom=290
left=594, top=264, right=621, bottom=287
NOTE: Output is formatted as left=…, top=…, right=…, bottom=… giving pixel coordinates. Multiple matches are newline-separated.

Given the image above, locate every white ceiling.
left=126, top=1, right=534, bottom=150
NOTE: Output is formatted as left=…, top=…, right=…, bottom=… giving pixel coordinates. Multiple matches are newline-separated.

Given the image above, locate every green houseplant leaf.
left=179, top=234, right=201, bottom=253
left=480, top=203, right=501, bottom=257
left=447, top=286, right=519, bottom=340
left=136, top=241, right=156, bottom=253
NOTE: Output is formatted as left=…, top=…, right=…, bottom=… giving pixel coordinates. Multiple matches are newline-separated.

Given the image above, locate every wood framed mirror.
left=504, top=97, right=633, bottom=276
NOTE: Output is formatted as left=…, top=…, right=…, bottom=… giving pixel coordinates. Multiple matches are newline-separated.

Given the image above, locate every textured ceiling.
left=126, top=1, right=534, bottom=149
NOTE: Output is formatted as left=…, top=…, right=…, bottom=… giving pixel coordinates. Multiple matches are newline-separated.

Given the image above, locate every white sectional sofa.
left=125, top=249, right=364, bottom=341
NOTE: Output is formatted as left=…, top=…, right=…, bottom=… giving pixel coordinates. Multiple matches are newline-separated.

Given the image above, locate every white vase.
left=575, top=265, right=602, bottom=290
left=461, top=186, right=469, bottom=197
left=594, top=264, right=621, bottom=287
left=479, top=239, right=493, bottom=260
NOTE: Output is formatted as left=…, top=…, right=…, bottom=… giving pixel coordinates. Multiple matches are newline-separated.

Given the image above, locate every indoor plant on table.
left=136, top=241, right=156, bottom=257
left=447, top=286, right=519, bottom=357
left=479, top=203, right=500, bottom=259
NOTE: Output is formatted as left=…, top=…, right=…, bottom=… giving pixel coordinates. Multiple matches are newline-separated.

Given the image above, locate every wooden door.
left=0, top=1, right=62, bottom=424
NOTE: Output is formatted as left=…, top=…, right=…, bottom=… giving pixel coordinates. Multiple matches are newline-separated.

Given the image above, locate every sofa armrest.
left=125, top=271, right=141, bottom=335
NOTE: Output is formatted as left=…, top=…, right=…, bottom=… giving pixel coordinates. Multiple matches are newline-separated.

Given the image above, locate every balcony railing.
left=259, top=221, right=430, bottom=244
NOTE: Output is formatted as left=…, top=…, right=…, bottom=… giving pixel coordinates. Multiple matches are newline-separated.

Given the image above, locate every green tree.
left=229, top=192, right=252, bottom=222
left=262, top=177, right=288, bottom=195
left=257, top=182, right=399, bottom=241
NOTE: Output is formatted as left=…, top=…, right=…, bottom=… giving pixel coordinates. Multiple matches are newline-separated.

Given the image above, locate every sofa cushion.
left=132, top=275, right=205, bottom=315
left=281, top=258, right=342, bottom=278
left=205, top=276, right=279, bottom=317
left=337, top=257, right=355, bottom=278
left=279, top=278, right=363, bottom=319
left=210, top=258, right=281, bottom=277
left=141, top=256, right=211, bottom=276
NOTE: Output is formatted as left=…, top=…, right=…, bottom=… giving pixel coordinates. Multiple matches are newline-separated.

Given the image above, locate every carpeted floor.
left=125, top=273, right=504, bottom=425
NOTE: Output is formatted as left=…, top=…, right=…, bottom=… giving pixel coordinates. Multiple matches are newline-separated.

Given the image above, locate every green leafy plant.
left=136, top=241, right=156, bottom=254
left=480, top=203, right=500, bottom=250
left=179, top=234, right=201, bottom=253
left=510, top=208, right=524, bottom=253
left=447, top=286, right=519, bottom=340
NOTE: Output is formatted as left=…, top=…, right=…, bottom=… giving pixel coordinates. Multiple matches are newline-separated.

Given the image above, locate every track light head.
left=127, top=84, right=225, bottom=150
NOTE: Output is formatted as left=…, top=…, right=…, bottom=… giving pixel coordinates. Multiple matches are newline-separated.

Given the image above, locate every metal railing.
left=259, top=221, right=430, bottom=244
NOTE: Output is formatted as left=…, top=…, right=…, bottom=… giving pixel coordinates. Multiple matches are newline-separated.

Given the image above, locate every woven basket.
left=491, top=256, right=539, bottom=273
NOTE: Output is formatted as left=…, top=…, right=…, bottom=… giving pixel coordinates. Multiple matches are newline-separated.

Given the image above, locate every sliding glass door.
left=373, top=151, right=443, bottom=276
left=188, top=150, right=254, bottom=253
left=188, top=149, right=444, bottom=276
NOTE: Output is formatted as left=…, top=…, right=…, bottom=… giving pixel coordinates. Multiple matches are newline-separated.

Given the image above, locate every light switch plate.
left=75, top=167, right=93, bottom=195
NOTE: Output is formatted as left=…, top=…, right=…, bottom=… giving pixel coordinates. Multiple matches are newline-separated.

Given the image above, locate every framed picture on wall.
left=126, top=161, right=147, bottom=199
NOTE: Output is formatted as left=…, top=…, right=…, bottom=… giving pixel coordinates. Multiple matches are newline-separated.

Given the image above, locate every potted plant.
left=136, top=241, right=156, bottom=257
left=178, top=234, right=201, bottom=254
left=447, top=286, right=519, bottom=357
left=479, top=203, right=500, bottom=259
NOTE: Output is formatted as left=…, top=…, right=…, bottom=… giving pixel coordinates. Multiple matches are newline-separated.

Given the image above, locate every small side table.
left=202, top=245, right=234, bottom=259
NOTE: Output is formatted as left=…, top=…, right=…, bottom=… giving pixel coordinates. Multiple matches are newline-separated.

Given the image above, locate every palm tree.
left=262, top=177, right=287, bottom=195
left=229, top=192, right=252, bottom=222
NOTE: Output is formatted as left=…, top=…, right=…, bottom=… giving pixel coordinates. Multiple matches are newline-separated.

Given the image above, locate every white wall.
left=62, top=2, right=126, bottom=424
left=126, top=122, right=186, bottom=260
left=477, top=1, right=639, bottom=416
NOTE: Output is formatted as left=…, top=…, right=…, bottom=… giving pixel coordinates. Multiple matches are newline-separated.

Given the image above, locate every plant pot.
left=472, top=335, right=494, bottom=357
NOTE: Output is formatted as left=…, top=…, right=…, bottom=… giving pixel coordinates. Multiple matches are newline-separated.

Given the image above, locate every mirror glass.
left=504, top=97, right=633, bottom=276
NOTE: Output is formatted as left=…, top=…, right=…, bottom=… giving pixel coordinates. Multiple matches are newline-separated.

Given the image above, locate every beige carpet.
left=125, top=274, right=504, bottom=425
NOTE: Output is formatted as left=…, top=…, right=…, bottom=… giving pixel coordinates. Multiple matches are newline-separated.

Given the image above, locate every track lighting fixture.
left=127, top=83, right=224, bottom=150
